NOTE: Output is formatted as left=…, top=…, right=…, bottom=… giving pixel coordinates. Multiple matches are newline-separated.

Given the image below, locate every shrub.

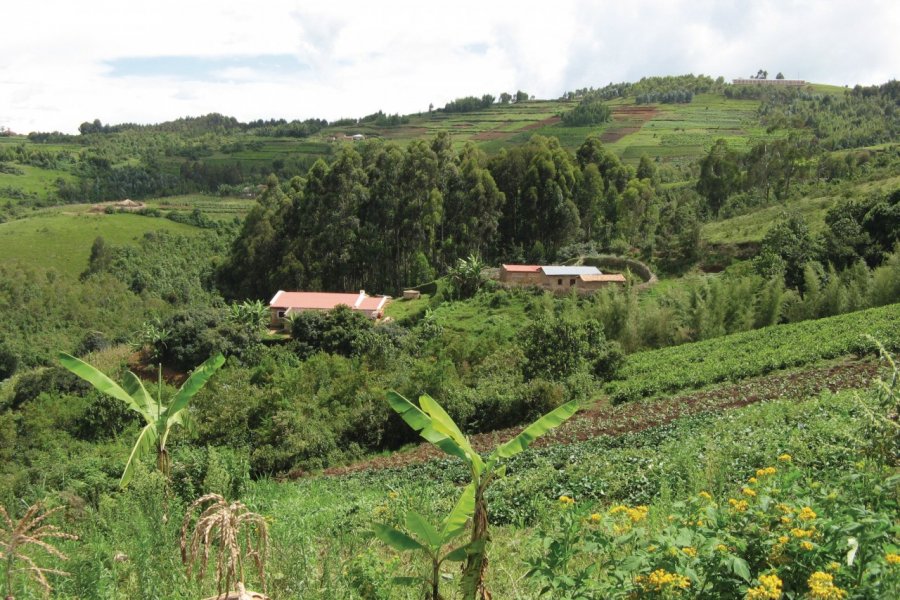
left=0, top=339, right=17, bottom=380
left=522, top=316, right=620, bottom=381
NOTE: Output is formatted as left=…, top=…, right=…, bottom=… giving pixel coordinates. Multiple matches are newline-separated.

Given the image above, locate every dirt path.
left=323, top=359, right=876, bottom=476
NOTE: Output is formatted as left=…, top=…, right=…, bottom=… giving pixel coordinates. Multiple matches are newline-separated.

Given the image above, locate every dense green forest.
left=0, top=74, right=898, bottom=599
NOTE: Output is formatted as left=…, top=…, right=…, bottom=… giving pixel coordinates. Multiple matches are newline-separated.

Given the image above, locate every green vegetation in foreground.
left=0, top=210, right=198, bottom=279
left=607, top=302, right=900, bottom=402
left=36, top=370, right=897, bottom=598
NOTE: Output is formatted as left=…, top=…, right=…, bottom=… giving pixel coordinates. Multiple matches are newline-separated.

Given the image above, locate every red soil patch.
left=600, top=106, right=659, bottom=143
left=520, top=116, right=561, bottom=131
left=323, top=359, right=876, bottom=476
left=471, top=130, right=511, bottom=141
left=128, top=351, right=188, bottom=386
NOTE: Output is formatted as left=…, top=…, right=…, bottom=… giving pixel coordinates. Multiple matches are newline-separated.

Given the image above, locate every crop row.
left=606, top=303, right=900, bottom=402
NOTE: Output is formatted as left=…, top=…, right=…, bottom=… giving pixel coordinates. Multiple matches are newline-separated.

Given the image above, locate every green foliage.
left=696, top=139, right=741, bottom=216
left=446, top=255, right=486, bottom=300
left=522, top=316, right=621, bottom=381
left=374, top=483, right=476, bottom=599
left=0, top=339, right=17, bottom=380
left=386, top=391, right=579, bottom=598
left=755, top=213, right=819, bottom=289
left=560, top=99, right=612, bottom=126
left=59, top=352, right=225, bottom=487
left=526, top=456, right=899, bottom=599
left=288, top=305, right=375, bottom=358
left=157, top=307, right=254, bottom=371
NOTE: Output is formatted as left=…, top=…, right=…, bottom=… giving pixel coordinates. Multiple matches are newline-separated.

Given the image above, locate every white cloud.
left=1, top=0, right=897, bottom=133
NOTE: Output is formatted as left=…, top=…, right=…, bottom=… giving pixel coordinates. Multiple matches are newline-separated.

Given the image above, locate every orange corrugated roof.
left=579, top=274, right=627, bottom=282
left=502, top=264, right=542, bottom=272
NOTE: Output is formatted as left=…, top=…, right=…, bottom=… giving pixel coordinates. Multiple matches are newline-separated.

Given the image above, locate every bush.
left=159, top=307, right=255, bottom=370
left=522, top=316, right=621, bottom=381
left=288, top=305, right=374, bottom=358
left=0, top=339, right=17, bottom=380
left=11, top=366, right=90, bottom=409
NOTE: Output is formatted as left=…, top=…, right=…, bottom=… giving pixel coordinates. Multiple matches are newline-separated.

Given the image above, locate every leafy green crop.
left=608, top=303, right=900, bottom=402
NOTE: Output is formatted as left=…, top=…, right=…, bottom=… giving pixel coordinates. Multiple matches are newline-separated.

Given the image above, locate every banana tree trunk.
left=461, top=484, right=490, bottom=600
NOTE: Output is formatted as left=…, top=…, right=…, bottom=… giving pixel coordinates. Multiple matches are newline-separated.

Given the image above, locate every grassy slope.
left=0, top=208, right=197, bottom=279
left=702, top=174, right=900, bottom=245
left=0, top=163, right=75, bottom=204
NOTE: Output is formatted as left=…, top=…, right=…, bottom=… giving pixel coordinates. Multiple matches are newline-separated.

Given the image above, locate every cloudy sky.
left=2, top=0, right=897, bottom=134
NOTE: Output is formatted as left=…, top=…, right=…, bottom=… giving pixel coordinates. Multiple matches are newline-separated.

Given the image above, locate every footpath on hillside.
left=323, top=359, right=876, bottom=476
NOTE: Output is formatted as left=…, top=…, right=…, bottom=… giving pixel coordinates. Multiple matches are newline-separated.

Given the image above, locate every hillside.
left=0, top=73, right=898, bottom=599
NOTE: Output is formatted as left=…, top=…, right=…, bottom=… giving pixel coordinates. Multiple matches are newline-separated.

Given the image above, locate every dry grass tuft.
left=181, top=493, right=268, bottom=598
left=0, top=501, right=78, bottom=599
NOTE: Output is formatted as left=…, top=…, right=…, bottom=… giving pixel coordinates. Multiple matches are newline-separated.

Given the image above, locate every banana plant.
left=387, top=391, right=579, bottom=600
left=58, top=351, right=225, bottom=488
left=374, top=483, right=478, bottom=600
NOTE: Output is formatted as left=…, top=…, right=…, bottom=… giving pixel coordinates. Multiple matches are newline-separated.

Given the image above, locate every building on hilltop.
left=732, top=78, right=806, bottom=86
left=268, top=290, right=391, bottom=327
left=499, top=264, right=626, bottom=292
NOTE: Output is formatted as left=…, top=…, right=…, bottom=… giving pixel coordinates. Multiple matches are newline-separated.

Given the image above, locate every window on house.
left=558, top=278, right=563, bottom=285
left=570, top=278, right=576, bottom=286
left=277, top=310, right=286, bottom=319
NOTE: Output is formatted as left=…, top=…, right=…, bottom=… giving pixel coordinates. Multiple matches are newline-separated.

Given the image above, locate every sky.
left=2, top=0, right=897, bottom=134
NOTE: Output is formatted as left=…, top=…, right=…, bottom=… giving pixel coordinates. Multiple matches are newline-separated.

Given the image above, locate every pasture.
left=0, top=208, right=197, bottom=279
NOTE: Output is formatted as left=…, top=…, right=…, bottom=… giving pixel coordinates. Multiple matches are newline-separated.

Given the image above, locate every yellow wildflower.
left=808, top=571, right=847, bottom=599
left=801, top=541, right=814, bottom=551
left=637, top=569, right=690, bottom=592
left=742, top=487, right=757, bottom=497
left=682, top=546, right=697, bottom=558
left=698, top=491, right=713, bottom=501
left=627, top=505, right=649, bottom=523
left=716, top=544, right=728, bottom=553
left=791, top=527, right=814, bottom=539
left=373, top=505, right=388, bottom=516
left=798, top=506, right=817, bottom=521
left=728, top=498, right=749, bottom=512
left=589, top=513, right=601, bottom=523
left=781, top=516, right=792, bottom=524
left=558, top=495, right=575, bottom=506
left=746, top=573, right=783, bottom=599
left=886, top=553, right=900, bottom=565
left=778, top=453, right=792, bottom=463
left=647, top=544, right=657, bottom=552
left=749, top=477, right=759, bottom=484
left=827, top=562, right=841, bottom=572
left=778, top=535, right=789, bottom=544
left=756, top=466, right=777, bottom=477
left=387, top=491, right=399, bottom=500
left=609, top=504, right=627, bottom=515
left=776, top=503, right=793, bottom=514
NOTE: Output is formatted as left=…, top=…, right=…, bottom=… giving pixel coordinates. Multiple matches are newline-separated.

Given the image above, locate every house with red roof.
left=499, top=264, right=626, bottom=292
left=268, top=290, right=391, bottom=327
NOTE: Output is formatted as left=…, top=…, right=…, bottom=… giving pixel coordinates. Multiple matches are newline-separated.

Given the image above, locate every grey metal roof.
left=540, top=266, right=602, bottom=276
